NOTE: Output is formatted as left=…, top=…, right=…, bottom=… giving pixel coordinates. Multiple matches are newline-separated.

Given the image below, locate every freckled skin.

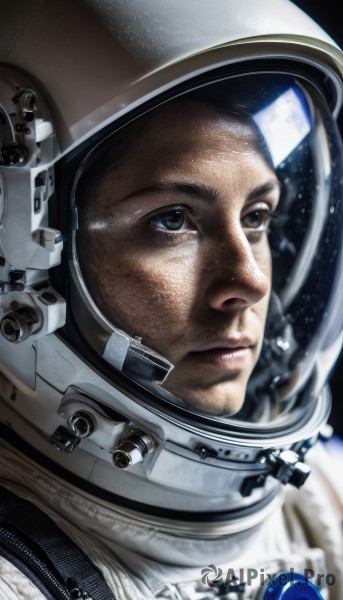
left=77, top=100, right=279, bottom=415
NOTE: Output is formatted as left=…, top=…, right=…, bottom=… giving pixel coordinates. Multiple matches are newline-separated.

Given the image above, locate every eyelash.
left=148, top=205, right=279, bottom=235
left=148, top=205, right=197, bottom=233
left=243, top=209, right=279, bottom=245
left=243, top=207, right=279, bottom=227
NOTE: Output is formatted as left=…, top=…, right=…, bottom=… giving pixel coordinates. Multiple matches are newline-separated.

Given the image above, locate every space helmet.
left=0, top=0, right=342, bottom=534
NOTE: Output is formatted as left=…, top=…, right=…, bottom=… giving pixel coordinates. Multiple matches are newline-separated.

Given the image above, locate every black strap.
left=0, top=484, right=116, bottom=600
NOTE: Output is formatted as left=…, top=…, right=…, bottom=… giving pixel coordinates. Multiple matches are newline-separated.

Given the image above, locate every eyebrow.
left=135, top=182, right=220, bottom=203
left=126, top=179, right=281, bottom=205
left=248, top=179, right=281, bottom=200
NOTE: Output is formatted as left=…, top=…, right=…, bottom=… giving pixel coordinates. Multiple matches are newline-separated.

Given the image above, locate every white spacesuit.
left=0, top=1, right=342, bottom=599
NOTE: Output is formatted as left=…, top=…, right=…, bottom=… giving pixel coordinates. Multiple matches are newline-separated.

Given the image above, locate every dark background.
left=292, top=1, right=343, bottom=438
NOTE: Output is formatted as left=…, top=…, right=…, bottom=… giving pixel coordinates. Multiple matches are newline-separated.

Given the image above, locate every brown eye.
left=150, top=207, right=191, bottom=231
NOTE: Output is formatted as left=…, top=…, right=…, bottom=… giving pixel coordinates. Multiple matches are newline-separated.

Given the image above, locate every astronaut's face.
left=78, top=100, right=280, bottom=415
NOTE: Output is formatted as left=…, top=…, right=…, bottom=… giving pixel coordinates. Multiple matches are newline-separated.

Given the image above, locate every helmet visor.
left=70, top=72, right=343, bottom=431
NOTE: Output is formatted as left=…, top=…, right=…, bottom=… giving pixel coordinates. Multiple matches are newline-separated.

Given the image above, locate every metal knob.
left=0, top=308, right=37, bottom=343
left=267, top=449, right=311, bottom=488
left=69, top=412, right=95, bottom=439
left=112, top=429, right=153, bottom=469
left=0, top=146, right=26, bottom=166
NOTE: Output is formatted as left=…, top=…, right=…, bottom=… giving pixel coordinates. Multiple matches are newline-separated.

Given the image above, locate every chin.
left=164, top=379, right=248, bottom=417
left=183, top=396, right=245, bottom=417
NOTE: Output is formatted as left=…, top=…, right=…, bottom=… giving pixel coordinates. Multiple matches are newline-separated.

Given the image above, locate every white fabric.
left=0, top=556, right=47, bottom=600
left=0, top=439, right=342, bottom=599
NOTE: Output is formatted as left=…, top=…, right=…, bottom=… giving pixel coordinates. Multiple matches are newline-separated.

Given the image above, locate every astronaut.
left=0, top=1, right=342, bottom=599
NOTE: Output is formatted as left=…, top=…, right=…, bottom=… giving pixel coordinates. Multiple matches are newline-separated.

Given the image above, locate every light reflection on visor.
left=253, top=87, right=311, bottom=167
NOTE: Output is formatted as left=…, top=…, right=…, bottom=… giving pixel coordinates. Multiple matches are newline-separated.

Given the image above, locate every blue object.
left=262, top=572, right=324, bottom=599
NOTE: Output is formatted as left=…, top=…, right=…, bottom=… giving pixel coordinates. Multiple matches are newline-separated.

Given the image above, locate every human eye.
left=149, top=205, right=195, bottom=232
left=242, top=206, right=278, bottom=232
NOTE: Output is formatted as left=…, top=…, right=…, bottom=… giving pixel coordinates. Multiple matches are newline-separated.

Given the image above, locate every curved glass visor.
left=70, top=73, right=343, bottom=429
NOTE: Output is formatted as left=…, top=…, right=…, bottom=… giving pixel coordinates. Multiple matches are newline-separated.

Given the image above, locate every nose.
left=205, top=230, right=270, bottom=311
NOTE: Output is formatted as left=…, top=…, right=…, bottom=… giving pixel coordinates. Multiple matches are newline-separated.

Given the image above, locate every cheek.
left=253, top=236, right=272, bottom=274
left=251, top=242, right=272, bottom=321
left=82, top=231, right=199, bottom=339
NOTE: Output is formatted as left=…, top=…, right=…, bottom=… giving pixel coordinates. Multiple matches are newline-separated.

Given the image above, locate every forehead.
left=100, top=99, right=265, bottom=181
left=129, top=99, right=259, bottom=153
left=76, top=97, right=274, bottom=212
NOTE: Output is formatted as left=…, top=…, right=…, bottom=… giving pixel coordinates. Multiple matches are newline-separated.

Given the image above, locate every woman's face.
left=78, top=100, right=280, bottom=415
